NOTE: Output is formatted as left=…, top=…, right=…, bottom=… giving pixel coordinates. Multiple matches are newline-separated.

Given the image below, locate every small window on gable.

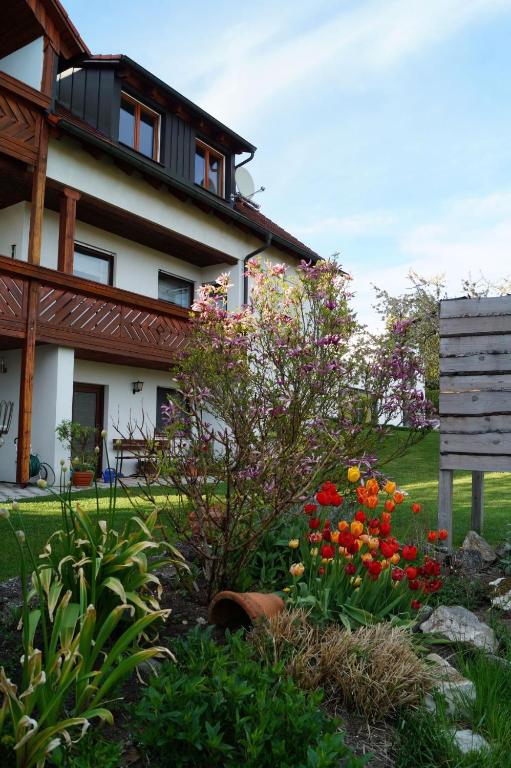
left=158, top=271, right=194, bottom=309
left=195, top=140, right=224, bottom=196
left=119, top=93, right=160, bottom=160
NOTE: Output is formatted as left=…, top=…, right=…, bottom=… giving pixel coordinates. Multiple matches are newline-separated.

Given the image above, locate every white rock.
left=489, top=576, right=511, bottom=610
left=425, top=653, right=476, bottom=714
left=461, top=531, right=497, bottom=563
left=452, top=729, right=489, bottom=754
left=420, top=605, right=497, bottom=652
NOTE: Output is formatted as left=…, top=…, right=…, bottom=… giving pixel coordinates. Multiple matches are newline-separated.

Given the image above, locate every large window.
left=158, top=271, right=194, bottom=308
left=119, top=93, right=160, bottom=160
left=73, top=243, right=114, bottom=285
left=156, top=387, right=190, bottom=434
left=194, top=140, right=224, bottom=196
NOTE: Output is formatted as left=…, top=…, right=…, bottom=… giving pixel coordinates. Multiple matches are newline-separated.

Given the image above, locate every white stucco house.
left=0, top=0, right=320, bottom=484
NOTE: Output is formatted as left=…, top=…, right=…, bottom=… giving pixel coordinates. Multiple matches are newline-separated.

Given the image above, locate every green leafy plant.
left=134, top=628, right=365, bottom=768
left=55, top=421, right=97, bottom=473
left=49, top=732, right=122, bottom=768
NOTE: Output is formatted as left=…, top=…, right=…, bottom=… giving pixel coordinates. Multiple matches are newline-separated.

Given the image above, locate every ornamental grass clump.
left=251, top=609, right=433, bottom=721
left=285, top=467, right=444, bottom=627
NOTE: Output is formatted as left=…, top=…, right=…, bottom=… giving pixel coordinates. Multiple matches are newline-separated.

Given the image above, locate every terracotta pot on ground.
left=208, top=591, right=285, bottom=630
left=72, top=470, right=94, bottom=488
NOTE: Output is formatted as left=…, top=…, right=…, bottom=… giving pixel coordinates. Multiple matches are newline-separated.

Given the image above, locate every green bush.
left=135, top=629, right=364, bottom=768
left=49, top=734, right=122, bottom=768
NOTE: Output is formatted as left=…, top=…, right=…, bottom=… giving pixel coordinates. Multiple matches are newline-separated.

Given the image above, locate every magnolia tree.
left=156, top=259, right=436, bottom=595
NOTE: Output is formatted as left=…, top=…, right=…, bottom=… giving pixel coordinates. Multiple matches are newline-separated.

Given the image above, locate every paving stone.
left=420, top=605, right=497, bottom=652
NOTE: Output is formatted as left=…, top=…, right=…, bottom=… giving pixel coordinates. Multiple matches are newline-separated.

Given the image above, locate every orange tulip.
left=384, top=499, right=395, bottom=513
left=338, top=520, right=349, bottom=532
left=350, top=520, right=364, bottom=537
left=366, top=478, right=379, bottom=495
left=393, top=491, right=405, bottom=504
left=384, top=480, right=396, bottom=495
left=366, top=495, right=378, bottom=510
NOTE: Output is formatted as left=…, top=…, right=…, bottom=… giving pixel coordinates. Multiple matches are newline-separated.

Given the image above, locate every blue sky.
left=66, top=0, right=511, bottom=324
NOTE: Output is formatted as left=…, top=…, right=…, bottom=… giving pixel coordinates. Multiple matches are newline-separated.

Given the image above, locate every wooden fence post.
left=438, top=468, right=454, bottom=547
left=471, top=471, right=484, bottom=533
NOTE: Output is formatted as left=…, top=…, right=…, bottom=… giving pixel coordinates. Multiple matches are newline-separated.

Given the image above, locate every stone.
left=451, top=548, right=483, bottom=574
left=425, top=653, right=476, bottom=714
left=461, top=531, right=497, bottom=564
left=495, top=541, right=511, bottom=560
left=489, top=576, right=511, bottom=610
left=452, top=729, right=489, bottom=754
left=420, top=605, right=497, bottom=652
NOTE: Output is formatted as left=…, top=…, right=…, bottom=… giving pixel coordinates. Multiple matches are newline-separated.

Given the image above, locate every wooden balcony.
left=0, top=254, right=191, bottom=368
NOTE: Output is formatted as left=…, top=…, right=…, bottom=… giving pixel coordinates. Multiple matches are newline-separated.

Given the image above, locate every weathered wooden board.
left=440, top=453, right=511, bottom=471
left=441, top=334, right=511, bottom=357
left=440, top=315, right=511, bottom=337
left=441, top=432, right=511, bottom=454
left=440, top=390, right=511, bottom=415
left=440, top=352, right=511, bottom=374
left=440, top=296, right=511, bottom=318
left=441, top=415, right=511, bottom=433
left=440, top=374, right=511, bottom=392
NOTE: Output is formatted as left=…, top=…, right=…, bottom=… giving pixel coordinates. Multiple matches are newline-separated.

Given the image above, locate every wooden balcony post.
left=58, top=188, right=81, bottom=273
left=16, top=282, right=39, bottom=485
left=27, top=118, right=49, bottom=266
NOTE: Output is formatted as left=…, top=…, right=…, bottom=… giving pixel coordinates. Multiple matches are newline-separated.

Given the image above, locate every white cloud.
left=194, top=0, right=511, bottom=127
left=350, top=189, right=511, bottom=329
left=294, top=211, right=396, bottom=237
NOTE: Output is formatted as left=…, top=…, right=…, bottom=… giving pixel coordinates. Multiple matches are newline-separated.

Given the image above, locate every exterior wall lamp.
left=0, top=358, right=7, bottom=374
left=132, top=380, right=144, bottom=394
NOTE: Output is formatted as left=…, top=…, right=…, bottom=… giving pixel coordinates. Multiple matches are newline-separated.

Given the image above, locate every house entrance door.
left=72, top=383, right=105, bottom=477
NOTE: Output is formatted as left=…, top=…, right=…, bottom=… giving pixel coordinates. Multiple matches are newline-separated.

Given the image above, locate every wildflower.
left=288, top=539, right=299, bottom=549
left=345, top=563, right=356, bottom=576
left=350, top=520, right=364, bottom=537
left=320, top=544, right=335, bottom=560
left=412, top=503, right=421, bottom=514
left=36, top=478, right=47, bottom=490
left=304, top=503, right=317, bottom=515
left=438, top=529, right=449, bottom=541
left=290, top=562, right=305, bottom=578
left=0, top=508, right=9, bottom=519
left=384, top=480, right=396, bottom=495
left=16, top=530, right=25, bottom=544
left=411, top=600, right=421, bottom=610
left=402, top=545, right=418, bottom=561
left=347, top=466, right=361, bottom=483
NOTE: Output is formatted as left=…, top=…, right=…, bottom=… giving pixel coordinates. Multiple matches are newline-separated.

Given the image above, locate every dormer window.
left=119, top=93, right=160, bottom=160
left=195, top=140, right=224, bottom=196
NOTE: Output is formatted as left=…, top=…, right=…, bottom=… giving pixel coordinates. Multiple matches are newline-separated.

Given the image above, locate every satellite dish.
left=235, top=166, right=256, bottom=198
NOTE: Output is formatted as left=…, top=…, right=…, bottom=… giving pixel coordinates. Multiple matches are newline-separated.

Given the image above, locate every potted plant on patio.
left=56, top=419, right=98, bottom=487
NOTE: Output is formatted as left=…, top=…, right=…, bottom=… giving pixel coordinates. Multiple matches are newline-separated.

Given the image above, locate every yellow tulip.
left=347, top=466, right=361, bottom=483
left=350, top=520, right=364, bottom=537
left=290, top=562, right=305, bottom=578
left=384, top=480, right=397, bottom=495
left=288, top=539, right=300, bottom=549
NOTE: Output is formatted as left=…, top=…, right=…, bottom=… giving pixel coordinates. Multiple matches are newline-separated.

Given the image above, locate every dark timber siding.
left=55, top=66, right=234, bottom=199
left=56, top=66, right=116, bottom=137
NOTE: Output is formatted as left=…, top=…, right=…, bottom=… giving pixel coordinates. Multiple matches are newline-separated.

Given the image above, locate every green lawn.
left=1, top=432, right=510, bottom=582
left=383, top=430, right=511, bottom=546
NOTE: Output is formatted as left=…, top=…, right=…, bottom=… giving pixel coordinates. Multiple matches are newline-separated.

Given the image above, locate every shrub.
left=135, top=628, right=364, bottom=768
left=285, top=472, right=444, bottom=627
left=250, top=610, right=433, bottom=721
left=150, top=259, right=435, bottom=596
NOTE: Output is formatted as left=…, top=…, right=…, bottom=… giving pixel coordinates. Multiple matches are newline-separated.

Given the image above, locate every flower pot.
left=208, top=591, right=285, bottom=629
left=72, top=470, right=94, bottom=488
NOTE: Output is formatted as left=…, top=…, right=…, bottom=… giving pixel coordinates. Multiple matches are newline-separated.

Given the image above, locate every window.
left=156, top=387, right=190, bottom=434
left=158, top=271, right=194, bottom=308
left=119, top=93, right=160, bottom=160
left=73, top=243, right=114, bottom=285
left=194, top=140, right=224, bottom=196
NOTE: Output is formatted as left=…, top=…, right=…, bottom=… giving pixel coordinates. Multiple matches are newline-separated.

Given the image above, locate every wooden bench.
left=114, top=437, right=169, bottom=476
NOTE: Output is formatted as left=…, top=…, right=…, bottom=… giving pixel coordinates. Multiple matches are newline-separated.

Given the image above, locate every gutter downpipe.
left=243, top=232, right=272, bottom=306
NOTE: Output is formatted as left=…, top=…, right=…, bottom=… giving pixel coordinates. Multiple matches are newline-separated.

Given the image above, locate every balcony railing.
left=0, top=255, right=190, bottom=367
